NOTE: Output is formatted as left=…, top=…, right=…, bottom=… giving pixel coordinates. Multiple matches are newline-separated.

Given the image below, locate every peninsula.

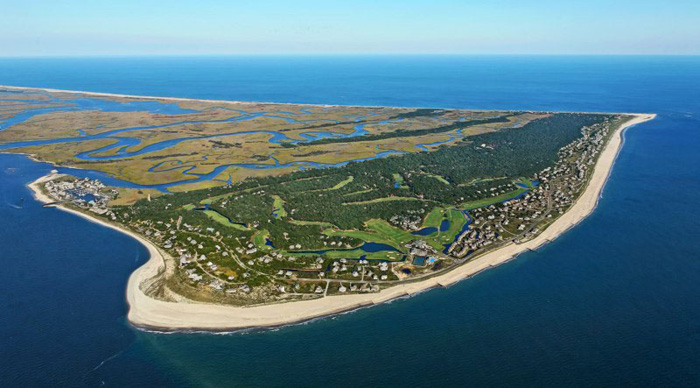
left=1, top=86, right=654, bottom=331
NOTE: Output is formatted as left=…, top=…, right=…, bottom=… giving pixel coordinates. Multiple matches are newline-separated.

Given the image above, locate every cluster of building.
left=404, top=240, right=439, bottom=265
left=44, top=177, right=116, bottom=216
left=448, top=120, right=611, bottom=258
left=337, top=283, right=381, bottom=293
left=389, top=208, right=426, bottom=230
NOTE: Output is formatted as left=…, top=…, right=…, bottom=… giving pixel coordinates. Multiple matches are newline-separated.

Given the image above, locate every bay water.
left=1, top=56, right=699, bottom=386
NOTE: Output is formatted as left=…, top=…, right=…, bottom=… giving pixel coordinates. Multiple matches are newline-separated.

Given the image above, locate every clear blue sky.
left=1, top=0, right=698, bottom=56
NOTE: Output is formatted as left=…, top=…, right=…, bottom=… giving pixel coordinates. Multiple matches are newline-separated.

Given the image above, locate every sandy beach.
left=24, top=104, right=654, bottom=331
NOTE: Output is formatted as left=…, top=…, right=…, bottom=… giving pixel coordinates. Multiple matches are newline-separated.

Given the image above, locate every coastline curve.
left=24, top=102, right=655, bottom=331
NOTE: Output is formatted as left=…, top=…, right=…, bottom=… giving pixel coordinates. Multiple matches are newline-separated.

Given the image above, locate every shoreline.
left=0, top=84, right=644, bottom=115
left=26, top=111, right=656, bottom=332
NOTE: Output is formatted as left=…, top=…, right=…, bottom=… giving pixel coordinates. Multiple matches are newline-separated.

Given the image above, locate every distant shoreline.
left=0, top=84, right=642, bottom=115
left=22, top=93, right=655, bottom=331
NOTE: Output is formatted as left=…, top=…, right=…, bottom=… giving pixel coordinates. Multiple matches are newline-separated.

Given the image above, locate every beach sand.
left=24, top=102, right=655, bottom=331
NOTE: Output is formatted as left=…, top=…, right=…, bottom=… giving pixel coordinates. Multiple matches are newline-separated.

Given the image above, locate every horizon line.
left=1, top=53, right=699, bottom=59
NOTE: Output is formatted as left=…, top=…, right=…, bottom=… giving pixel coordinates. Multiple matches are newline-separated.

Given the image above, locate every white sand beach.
left=23, top=98, right=654, bottom=331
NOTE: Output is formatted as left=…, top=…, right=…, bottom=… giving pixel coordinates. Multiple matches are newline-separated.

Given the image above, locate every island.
left=0, top=85, right=655, bottom=331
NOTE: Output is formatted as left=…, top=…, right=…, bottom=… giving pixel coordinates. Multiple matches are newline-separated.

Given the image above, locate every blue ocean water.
left=1, top=56, right=699, bottom=386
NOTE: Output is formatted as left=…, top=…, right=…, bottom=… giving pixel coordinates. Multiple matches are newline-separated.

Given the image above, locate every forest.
left=122, top=113, right=612, bottom=250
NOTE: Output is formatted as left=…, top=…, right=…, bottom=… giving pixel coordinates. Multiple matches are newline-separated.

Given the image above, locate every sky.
left=1, top=0, right=698, bottom=56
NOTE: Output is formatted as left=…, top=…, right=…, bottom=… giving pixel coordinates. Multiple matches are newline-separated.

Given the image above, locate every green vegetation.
left=271, top=195, right=287, bottom=219
left=436, top=209, right=469, bottom=245
left=327, top=175, right=353, bottom=190
left=460, top=188, right=528, bottom=210
left=127, top=113, right=611, bottom=249
left=201, top=209, right=251, bottom=231
left=423, top=207, right=447, bottom=228
left=289, top=114, right=514, bottom=146
left=424, top=173, right=450, bottom=185
left=392, top=173, right=409, bottom=189
left=252, top=229, right=272, bottom=251
left=343, top=188, right=374, bottom=197
left=457, top=177, right=505, bottom=187
left=98, top=110, right=622, bottom=304
left=2, top=88, right=634, bottom=306
left=344, top=196, right=421, bottom=206
left=325, top=220, right=409, bottom=248
left=288, top=219, right=338, bottom=228
left=324, top=219, right=445, bottom=252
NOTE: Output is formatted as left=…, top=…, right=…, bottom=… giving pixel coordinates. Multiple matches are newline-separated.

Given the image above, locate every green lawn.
left=422, top=207, right=447, bottom=229
left=324, top=219, right=407, bottom=249
left=343, top=196, right=420, bottom=206
left=459, top=187, right=528, bottom=210
left=287, top=246, right=404, bottom=261
left=424, top=173, right=450, bottom=185
left=323, top=228, right=396, bottom=248
left=515, top=177, right=539, bottom=187
left=457, top=176, right=505, bottom=187
left=252, top=229, right=272, bottom=250
left=328, top=175, right=354, bottom=190
left=202, top=210, right=250, bottom=231
left=323, top=218, right=445, bottom=253
left=183, top=203, right=249, bottom=230
left=343, top=188, right=374, bottom=197
left=435, top=209, right=468, bottom=245
left=271, top=195, right=287, bottom=218
left=392, top=173, right=409, bottom=189
left=288, top=219, right=338, bottom=228
left=292, top=248, right=365, bottom=259
left=416, top=207, right=470, bottom=245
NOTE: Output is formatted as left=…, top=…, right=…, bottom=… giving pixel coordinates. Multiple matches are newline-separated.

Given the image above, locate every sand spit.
left=20, top=91, right=654, bottom=331
left=0, top=84, right=638, bottom=114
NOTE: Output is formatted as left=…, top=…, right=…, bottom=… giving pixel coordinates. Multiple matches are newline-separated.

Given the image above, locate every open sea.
left=1, top=56, right=699, bottom=387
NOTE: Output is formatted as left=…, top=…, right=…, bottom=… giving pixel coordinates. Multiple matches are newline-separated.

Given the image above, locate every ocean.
left=1, top=56, right=699, bottom=386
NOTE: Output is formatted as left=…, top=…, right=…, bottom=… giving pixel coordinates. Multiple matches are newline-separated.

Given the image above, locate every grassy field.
left=324, top=220, right=408, bottom=250
left=343, top=189, right=374, bottom=197
left=327, top=175, right=354, bottom=190
left=423, top=207, right=448, bottom=228
left=392, top=173, right=409, bottom=189
left=459, top=187, right=528, bottom=210
left=202, top=210, right=250, bottom=230
left=287, top=247, right=405, bottom=261
left=435, top=209, right=468, bottom=245
left=288, top=219, right=338, bottom=228
left=343, top=196, right=420, bottom=206
left=271, top=195, right=287, bottom=218
left=324, top=218, right=445, bottom=253
left=183, top=203, right=250, bottom=230
left=424, top=173, right=450, bottom=185
left=457, top=176, right=506, bottom=187
left=252, top=229, right=272, bottom=251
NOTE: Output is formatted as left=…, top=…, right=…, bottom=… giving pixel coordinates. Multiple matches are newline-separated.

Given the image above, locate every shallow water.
left=1, top=56, right=699, bottom=386
left=0, top=89, right=405, bottom=190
